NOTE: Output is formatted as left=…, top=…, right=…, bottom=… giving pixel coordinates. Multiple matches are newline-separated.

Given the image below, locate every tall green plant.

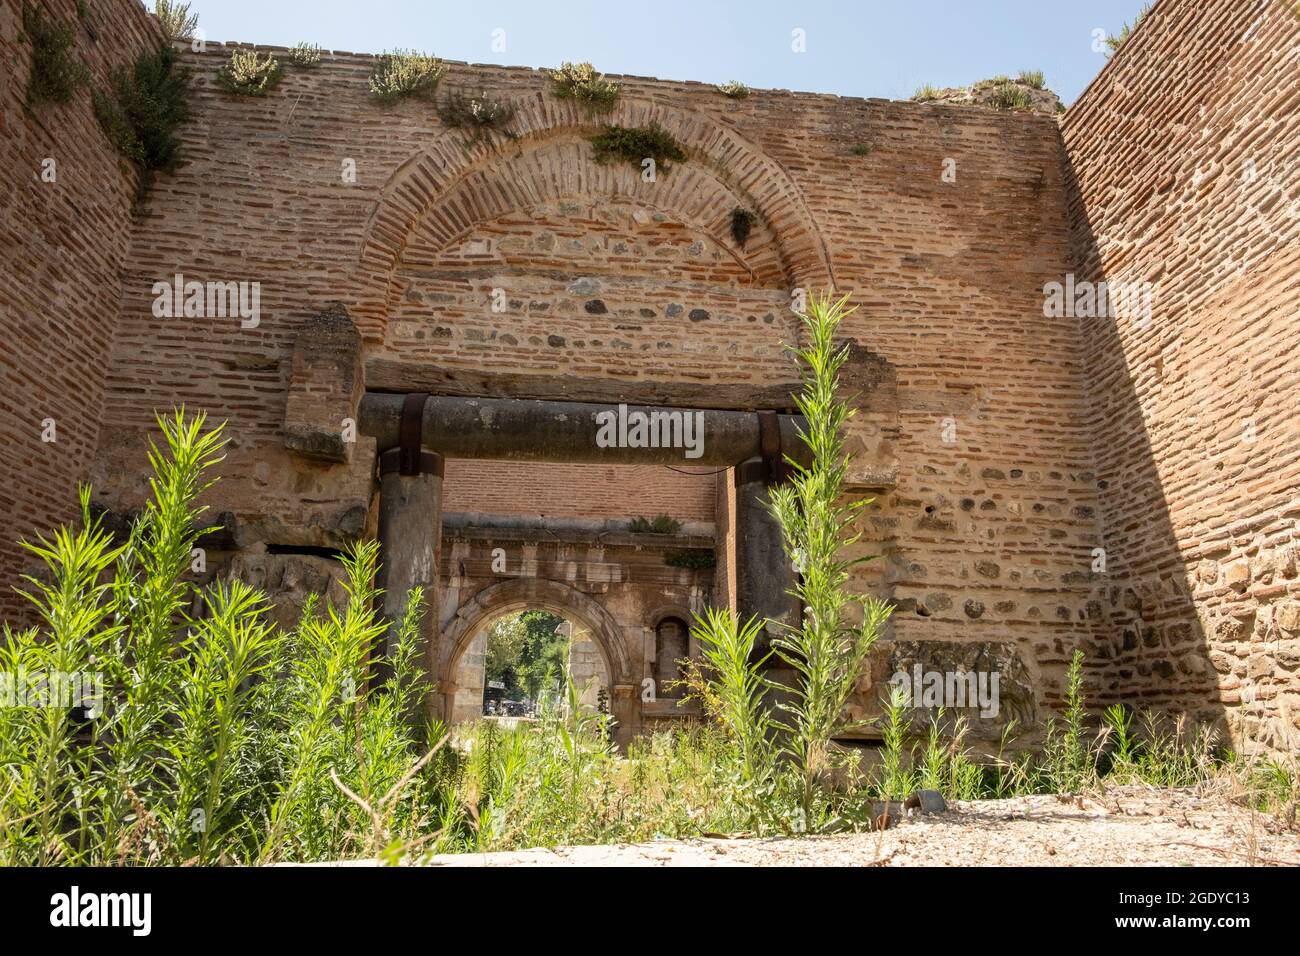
left=95, top=411, right=226, bottom=862
left=258, top=541, right=386, bottom=863
left=170, top=580, right=277, bottom=863
left=690, top=607, right=775, bottom=830
left=877, top=683, right=914, bottom=801
left=767, top=291, right=893, bottom=815
left=0, top=487, right=120, bottom=864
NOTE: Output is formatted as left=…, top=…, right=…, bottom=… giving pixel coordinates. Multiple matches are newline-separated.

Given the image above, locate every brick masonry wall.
left=71, top=37, right=1105, bottom=743
left=0, top=19, right=1108, bottom=744
left=0, top=0, right=163, bottom=619
left=1060, top=0, right=1300, bottom=754
left=22, top=1, right=1295, bottom=748
left=443, top=460, right=716, bottom=524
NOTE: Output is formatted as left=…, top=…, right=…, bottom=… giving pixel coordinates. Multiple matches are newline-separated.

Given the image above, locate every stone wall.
left=1060, top=0, right=1300, bottom=753
left=7, top=0, right=1292, bottom=752
left=64, top=36, right=1100, bottom=747
left=0, top=0, right=163, bottom=618
left=438, top=525, right=712, bottom=743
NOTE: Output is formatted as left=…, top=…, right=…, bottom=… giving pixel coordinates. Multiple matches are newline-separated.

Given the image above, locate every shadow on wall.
left=1057, top=0, right=1300, bottom=758
left=1059, top=174, right=1226, bottom=748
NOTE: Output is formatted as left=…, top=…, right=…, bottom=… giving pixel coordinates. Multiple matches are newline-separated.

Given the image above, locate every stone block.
left=1224, top=559, right=1251, bottom=593
left=283, top=305, right=364, bottom=464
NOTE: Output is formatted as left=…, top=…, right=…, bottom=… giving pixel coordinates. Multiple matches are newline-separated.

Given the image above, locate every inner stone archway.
left=447, top=607, right=613, bottom=724
left=438, top=577, right=639, bottom=743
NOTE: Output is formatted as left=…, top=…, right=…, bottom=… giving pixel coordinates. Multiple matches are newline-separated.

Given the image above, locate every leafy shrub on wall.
left=216, top=49, right=283, bottom=97
left=549, top=61, right=619, bottom=114
left=21, top=2, right=89, bottom=106
left=92, top=44, right=191, bottom=202
left=370, top=49, right=445, bottom=104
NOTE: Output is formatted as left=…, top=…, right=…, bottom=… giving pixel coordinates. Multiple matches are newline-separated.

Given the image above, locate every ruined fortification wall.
left=2, top=0, right=1293, bottom=753
left=1061, top=0, right=1300, bottom=752
left=0, top=0, right=163, bottom=617
left=70, top=37, right=1102, bottom=742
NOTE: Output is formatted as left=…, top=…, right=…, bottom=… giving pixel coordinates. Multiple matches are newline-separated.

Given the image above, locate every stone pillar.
left=734, top=457, right=800, bottom=653
left=374, top=394, right=445, bottom=722
left=376, top=468, right=443, bottom=699
left=611, top=682, right=637, bottom=750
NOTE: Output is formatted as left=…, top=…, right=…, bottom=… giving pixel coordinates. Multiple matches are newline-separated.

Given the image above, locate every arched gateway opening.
left=362, top=394, right=807, bottom=747
left=439, top=578, right=628, bottom=727
left=311, top=98, right=894, bottom=748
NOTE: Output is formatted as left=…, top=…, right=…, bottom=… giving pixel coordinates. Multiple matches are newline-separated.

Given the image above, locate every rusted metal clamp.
left=734, top=410, right=792, bottom=486
left=378, top=392, right=444, bottom=478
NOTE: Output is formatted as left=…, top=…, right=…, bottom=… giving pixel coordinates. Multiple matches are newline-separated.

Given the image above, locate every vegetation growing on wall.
left=664, top=550, right=716, bottom=570
left=1106, top=3, right=1152, bottom=53
left=154, top=0, right=198, bottom=41
left=730, top=208, right=754, bottom=249
left=369, top=49, right=445, bottom=103
left=717, top=80, right=750, bottom=99
left=986, top=82, right=1032, bottom=110
left=289, top=42, right=323, bottom=68
left=20, top=2, right=89, bottom=106
left=589, top=123, right=688, bottom=172
left=914, top=74, right=1052, bottom=112
left=92, top=44, right=191, bottom=202
left=437, top=90, right=516, bottom=147
left=549, top=61, right=620, bottom=114
left=216, top=49, right=283, bottom=97
left=628, top=514, right=682, bottom=535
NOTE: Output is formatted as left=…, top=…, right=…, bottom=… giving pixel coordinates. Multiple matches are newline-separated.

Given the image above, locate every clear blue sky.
left=186, top=0, right=1152, bottom=105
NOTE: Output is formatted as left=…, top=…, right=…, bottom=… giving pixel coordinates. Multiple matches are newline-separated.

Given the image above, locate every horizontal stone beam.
left=440, top=511, right=716, bottom=541
left=358, top=393, right=810, bottom=467
left=364, top=361, right=808, bottom=411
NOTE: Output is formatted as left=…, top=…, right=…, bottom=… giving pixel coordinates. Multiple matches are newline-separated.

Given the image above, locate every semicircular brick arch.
left=397, top=138, right=790, bottom=288
left=351, top=94, right=836, bottom=342
left=437, top=577, right=634, bottom=715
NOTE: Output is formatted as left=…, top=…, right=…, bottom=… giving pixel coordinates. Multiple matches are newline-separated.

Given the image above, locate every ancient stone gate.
left=359, top=391, right=828, bottom=746
left=4, top=0, right=1297, bottom=756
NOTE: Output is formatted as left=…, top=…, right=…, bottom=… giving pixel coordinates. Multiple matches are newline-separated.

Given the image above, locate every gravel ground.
left=411, top=786, right=1299, bottom=867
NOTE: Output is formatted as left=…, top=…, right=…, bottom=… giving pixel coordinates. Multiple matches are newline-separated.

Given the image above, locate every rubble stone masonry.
left=1061, top=0, right=1300, bottom=754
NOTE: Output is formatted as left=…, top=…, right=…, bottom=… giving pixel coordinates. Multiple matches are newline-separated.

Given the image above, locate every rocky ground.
left=408, top=786, right=1298, bottom=867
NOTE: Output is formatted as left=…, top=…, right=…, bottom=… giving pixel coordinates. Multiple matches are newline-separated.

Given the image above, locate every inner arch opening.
left=449, top=608, right=613, bottom=725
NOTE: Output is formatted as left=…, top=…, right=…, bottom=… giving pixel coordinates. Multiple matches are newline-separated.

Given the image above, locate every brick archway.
left=437, top=577, right=636, bottom=736
left=350, top=95, right=837, bottom=342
